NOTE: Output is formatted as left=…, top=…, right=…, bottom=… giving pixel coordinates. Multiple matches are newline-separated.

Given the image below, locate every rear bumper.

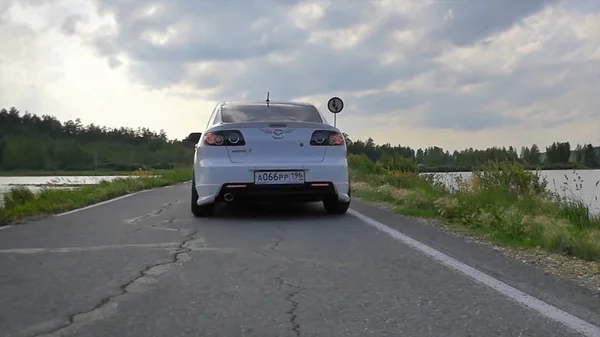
left=217, top=182, right=337, bottom=202
left=193, top=159, right=350, bottom=205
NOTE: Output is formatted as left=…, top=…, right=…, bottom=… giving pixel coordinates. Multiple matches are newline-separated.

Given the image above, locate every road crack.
left=270, top=238, right=282, bottom=251
left=269, top=224, right=284, bottom=252
left=31, top=230, right=197, bottom=337
left=275, top=272, right=304, bottom=336
left=254, top=225, right=284, bottom=257
left=261, top=227, right=302, bottom=336
left=125, top=200, right=180, bottom=224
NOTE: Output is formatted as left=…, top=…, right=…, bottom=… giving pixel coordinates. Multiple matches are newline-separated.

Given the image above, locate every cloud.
left=60, top=13, right=86, bottom=35
left=429, top=0, right=559, bottom=45
left=0, top=0, right=598, bottom=150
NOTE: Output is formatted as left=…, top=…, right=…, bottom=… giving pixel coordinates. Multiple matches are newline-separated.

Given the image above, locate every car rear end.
left=192, top=102, right=350, bottom=207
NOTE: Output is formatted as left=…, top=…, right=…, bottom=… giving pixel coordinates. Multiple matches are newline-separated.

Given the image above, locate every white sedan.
left=187, top=100, right=351, bottom=217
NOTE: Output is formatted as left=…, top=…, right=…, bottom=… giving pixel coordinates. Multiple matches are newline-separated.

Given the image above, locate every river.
left=0, top=170, right=598, bottom=212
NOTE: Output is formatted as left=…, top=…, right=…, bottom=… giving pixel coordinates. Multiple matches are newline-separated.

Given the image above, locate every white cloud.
left=288, top=1, right=329, bottom=30
left=0, top=0, right=598, bottom=150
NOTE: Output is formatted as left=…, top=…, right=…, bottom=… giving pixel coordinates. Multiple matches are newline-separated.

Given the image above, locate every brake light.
left=310, top=130, right=345, bottom=146
left=329, top=132, right=345, bottom=146
left=203, top=130, right=245, bottom=146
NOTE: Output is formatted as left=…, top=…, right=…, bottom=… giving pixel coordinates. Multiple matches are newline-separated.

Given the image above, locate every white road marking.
left=0, top=225, right=12, bottom=230
left=150, top=227, right=180, bottom=231
left=54, top=182, right=188, bottom=217
left=0, top=242, right=180, bottom=254
left=349, top=209, right=600, bottom=337
left=55, top=190, right=151, bottom=217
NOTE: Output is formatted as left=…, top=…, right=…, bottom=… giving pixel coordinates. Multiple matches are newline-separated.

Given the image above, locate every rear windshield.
left=221, top=104, right=323, bottom=123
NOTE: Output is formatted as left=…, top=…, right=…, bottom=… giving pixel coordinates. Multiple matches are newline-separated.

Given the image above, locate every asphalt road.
left=0, top=182, right=599, bottom=337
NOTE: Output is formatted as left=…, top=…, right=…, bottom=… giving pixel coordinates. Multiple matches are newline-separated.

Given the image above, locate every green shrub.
left=380, top=153, right=417, bottom=172
left=0, top=168, right=192, bottom=225
left=351, top=158, right=600, bottom=261
left=348, top=154, right=386, bottom=175
left=472, top=161, right=548, bottom=197
left=3, top=187, right=36, bottom=210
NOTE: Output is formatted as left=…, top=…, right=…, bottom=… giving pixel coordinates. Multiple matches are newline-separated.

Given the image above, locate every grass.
left=0, top=168, right=191, bottom=225
left=349, top=154, right=600, bottom=262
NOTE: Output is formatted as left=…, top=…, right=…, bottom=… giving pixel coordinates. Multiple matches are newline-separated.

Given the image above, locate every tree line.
left=0, top=107, right=598, bottom=172
left=344, top=135, right=599, bottom=172
left=0, top=107, right=193, bottom=171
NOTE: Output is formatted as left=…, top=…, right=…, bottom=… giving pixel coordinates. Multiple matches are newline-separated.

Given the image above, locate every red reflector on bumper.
left=226, top=184, right=247, bottom=188
left=311, top=183, right=330, bottom=187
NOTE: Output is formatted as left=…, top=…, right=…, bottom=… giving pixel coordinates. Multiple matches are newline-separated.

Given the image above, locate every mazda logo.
left=272, top=129, right=284, bottom=139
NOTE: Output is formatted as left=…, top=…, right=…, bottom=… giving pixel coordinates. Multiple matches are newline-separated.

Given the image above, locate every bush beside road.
left=0, top=168, right=191, bottom=226
left=349, top=154, right=600, bottom=262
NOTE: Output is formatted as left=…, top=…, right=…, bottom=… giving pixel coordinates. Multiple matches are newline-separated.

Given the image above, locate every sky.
left=0, top=0, right=598, bottom=151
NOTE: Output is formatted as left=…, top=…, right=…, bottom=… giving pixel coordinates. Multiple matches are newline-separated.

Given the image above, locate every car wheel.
left=191, top=176, right=214, bottom=217
left=323, top=183, right=351, bottom=215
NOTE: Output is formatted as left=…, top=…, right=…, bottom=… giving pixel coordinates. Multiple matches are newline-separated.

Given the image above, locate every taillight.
left=203, top=130, right=245, bottom=146
left=310, top=130, right=345, bottom=146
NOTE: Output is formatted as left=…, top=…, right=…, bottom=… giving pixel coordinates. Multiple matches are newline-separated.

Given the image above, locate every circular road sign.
left=327, top=97, right=344, bottom=114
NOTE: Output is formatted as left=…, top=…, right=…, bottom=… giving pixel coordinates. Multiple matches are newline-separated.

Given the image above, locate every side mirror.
left=187, top=132, right=202, bottom=143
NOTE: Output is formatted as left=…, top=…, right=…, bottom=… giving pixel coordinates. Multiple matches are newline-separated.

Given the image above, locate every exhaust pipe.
left=223, top=193, right=234, bottom=202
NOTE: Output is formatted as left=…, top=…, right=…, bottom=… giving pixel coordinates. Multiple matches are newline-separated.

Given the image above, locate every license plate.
left=254, top=171, right=305, bottom=185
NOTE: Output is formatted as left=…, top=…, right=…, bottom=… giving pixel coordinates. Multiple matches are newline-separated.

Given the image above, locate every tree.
left=583, top=144, right=597, bottom=167
left=527, top=144, right=541, bottom=165
left=0, top=106, right=195, bottom=171
left=574, top=144, right=584, bottom=163
left=545, top=142, right=570, bottom=164
left=342, top=132, right=352, bottom=146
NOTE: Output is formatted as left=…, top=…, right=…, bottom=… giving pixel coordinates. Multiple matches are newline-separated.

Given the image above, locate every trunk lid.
left=223, top=121, right=331, bottom=163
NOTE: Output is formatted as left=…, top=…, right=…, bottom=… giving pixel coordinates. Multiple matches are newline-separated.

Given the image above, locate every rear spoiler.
left=210, top=121, right=337, bottom=131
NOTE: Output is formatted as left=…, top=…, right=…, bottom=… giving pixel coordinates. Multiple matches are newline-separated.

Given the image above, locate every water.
left=429, top=169, right=600, bottom=213
left=0, top=170, right=598, bottom=212
left=0, top=176, right=128, bottom=196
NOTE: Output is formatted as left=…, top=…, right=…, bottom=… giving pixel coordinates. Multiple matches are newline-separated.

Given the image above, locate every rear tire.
left=323, top=183, right=351, bottom=215
left=323, top=199, right=350, bottom=214
left=191, top=176, right=214, bottom=217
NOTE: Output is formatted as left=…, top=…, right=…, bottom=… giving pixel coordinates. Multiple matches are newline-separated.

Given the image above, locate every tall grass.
left=0, top=168, right=191, bottom=225
left=348, top=154, right=600, bottom=261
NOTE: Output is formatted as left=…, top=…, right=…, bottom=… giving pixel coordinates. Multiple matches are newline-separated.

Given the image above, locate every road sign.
left=327, top=97, right=344, bottom=114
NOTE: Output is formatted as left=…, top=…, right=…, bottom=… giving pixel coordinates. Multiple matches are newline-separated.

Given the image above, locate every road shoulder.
left=350, top=198, right=600, bottom=327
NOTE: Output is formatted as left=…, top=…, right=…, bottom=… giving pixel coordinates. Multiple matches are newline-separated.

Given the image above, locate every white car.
left=187, top=100, right=351, bottom=217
